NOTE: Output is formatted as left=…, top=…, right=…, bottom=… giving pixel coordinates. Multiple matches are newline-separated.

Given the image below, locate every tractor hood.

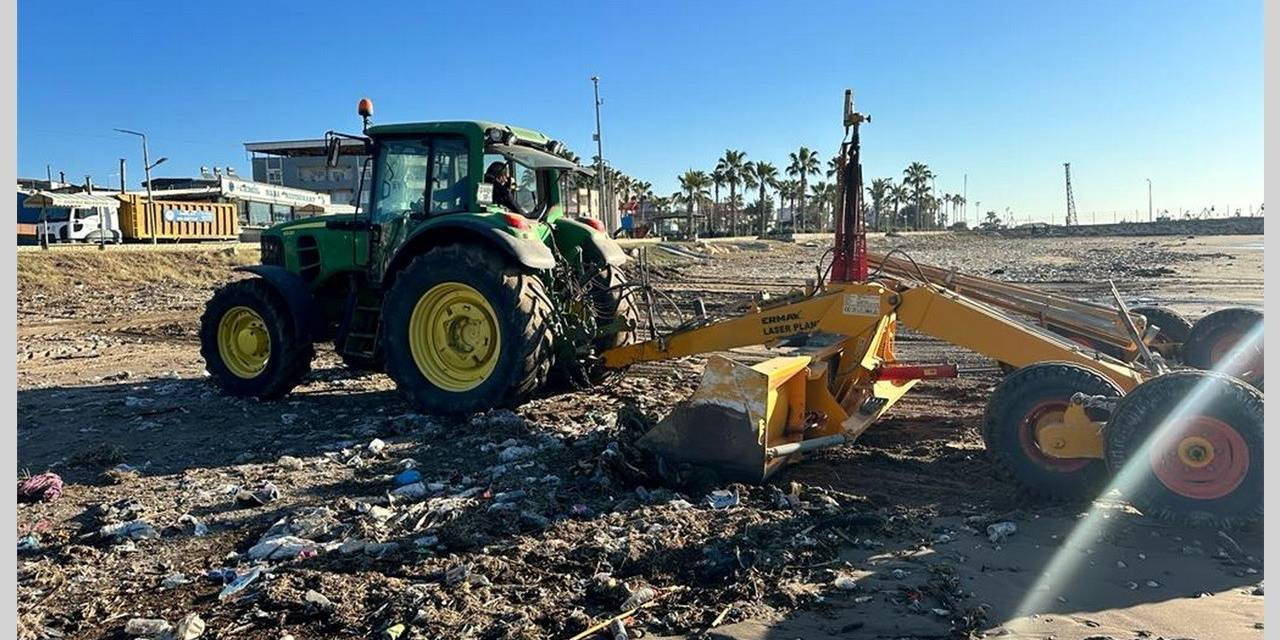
left=266, top=215, right=354, bottom=236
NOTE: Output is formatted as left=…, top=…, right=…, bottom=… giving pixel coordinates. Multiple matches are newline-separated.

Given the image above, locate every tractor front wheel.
left=200, top=278, right=314, bottom=399
left=383, top=245, right=554, bottom=415
left=1104, top=370, right=1262, bottom=528
left=983, top=362, right=1121, bottom=502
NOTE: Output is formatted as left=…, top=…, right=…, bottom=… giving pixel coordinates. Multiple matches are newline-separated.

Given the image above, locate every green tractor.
left=200, top=99, right=636, bottom=414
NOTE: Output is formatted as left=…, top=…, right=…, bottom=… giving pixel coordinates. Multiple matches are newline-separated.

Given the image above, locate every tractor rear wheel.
left=983, top=362, right=1122, bottom=502
left=200, top=278, right=314, bottom=399
left=1183, top=307, right=1263, bottom=388
left=1130, top=306, right=1192, bottom=361
left=1104, top=370, right=1262, bottom=528
left=383, top=244, right=553, bottom=415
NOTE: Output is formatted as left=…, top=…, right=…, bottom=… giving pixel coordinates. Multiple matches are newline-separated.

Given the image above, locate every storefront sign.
left=220, top=177, right=329, bottom=208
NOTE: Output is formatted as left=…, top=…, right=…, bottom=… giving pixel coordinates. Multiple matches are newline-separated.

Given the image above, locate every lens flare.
left=1005, top=321, right=1262, bottom=632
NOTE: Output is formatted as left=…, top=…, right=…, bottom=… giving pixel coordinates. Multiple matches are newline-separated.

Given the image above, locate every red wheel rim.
left=1148, top=415, right=1249, bottom=500
left=1017, top=400, right=1091, bottom=473
left=1208, top=330, right=1263, bottom=383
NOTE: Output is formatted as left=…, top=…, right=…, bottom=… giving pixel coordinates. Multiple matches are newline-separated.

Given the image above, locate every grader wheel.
left=1130, top=306, right=1192, bottom=361
left=982, top=362, right=1121, bottom=501
left=1104, top=370, right=1263, bottom=528
left=1183, top=307, right=1263, bottom=388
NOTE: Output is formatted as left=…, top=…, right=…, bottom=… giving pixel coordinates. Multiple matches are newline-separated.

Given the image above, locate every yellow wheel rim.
left=217, top=306, right=271, bottom=379
left=1177, top=435, right=1215, bottom=468
left=409, top=282, right=501, bottom=392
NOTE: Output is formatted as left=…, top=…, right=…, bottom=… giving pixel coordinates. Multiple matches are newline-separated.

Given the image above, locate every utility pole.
left=589, top=76, right=607, bottom=224
left=119, top=158, right=127, bottom=194
left=115, top=128, right=167, bottom=244
left=962, top=173, right=967, bottom=227
left=87, top=175, right=107, bottom=251
left=1146, top=178, right=1152, bottom=222
left=45, top=164, right=52, bottom=187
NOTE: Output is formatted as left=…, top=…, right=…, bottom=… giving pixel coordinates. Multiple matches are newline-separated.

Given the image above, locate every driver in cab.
left=484, top=161, right=522, bottom=213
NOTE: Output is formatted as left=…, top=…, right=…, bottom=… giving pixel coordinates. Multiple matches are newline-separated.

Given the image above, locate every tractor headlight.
left=486, top=128, right=506, bottom=143
left=546, top=140, right=565, bottom=155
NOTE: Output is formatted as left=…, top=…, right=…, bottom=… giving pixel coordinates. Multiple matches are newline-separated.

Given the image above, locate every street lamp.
left=115, top=128, right=165, bottom=244
left=589, top=76, right=608, bottom=225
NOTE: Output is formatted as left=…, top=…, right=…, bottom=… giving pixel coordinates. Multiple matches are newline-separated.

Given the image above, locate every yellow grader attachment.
left=604, top=89, right=1262, bottom=527
left=609, top=280, right=1143, bottom=482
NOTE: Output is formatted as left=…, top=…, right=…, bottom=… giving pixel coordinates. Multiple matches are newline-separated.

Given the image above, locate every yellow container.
left=118, top=195, right=239, bottom=241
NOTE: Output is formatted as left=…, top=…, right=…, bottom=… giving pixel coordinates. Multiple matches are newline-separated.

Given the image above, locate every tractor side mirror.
left=324, top=136, right=342, bottom=168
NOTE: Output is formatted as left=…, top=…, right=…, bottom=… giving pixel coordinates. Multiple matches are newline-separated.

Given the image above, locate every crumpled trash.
left=304, top=589, right=336, bottom=613
left=161, top=573, right=190, bottom=589
left=498, top=445, right=536, bottom=462
left=248, top=535, right=320, bottom=561
left=174, top=613, right=205, bottom=640
left=368, top=438, right=388, bottom=456
left=236, top=481, right=280, bottom=506
left=707, top=489, right=740, bottom=509
left=17, top=534, right=40, bottom=553
left=383, top=623, right=406, bottom=640
left=18, top=472, right=64, bottom=503
left=832, top=575, right=859, bottom=590
left=394, top=469, right=422, bottom=486
left=218, top=566, right=263, bottom=599
left=391, top=482, right=427, bottom=499
left=277, top=455, right=304, bottom=470
left=101, top=519, right=158, bottom=541
left=124, top=617, right=171, bottom=637
left=621, top=585, right=657, bottom=610
left=986, top=521, right=1018, bottom=543
left=175, top=513, right=208, bottom=537
left=205, top=568, right=237, bottom=584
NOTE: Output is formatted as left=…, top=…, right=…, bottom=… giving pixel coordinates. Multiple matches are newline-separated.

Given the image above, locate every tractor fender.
left=234, top=265, right=327, bottom=342
left=383, top=218, right=555, bottom=286
left=553, top=217, right=628, bottom=266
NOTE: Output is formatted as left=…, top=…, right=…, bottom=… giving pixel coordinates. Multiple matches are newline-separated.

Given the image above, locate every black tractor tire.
left=1130, top=306, right=1193, bottom=361
left=982, top=361, right=1122, bottom=502
left=1183, top=307, right=1263, bottom=388
left=200, top=277, right=314, bottom=400
left=382, top=244, right=554, bottom=415
left=1104, top=370, right=1263, bottom=528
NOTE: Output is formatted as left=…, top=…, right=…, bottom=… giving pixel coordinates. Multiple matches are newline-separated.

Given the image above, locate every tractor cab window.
left=428, top=137, right=469, bottom=214
left=482, top=152, right=545, bottom=217
left=373, top=139, right=430, bottom=222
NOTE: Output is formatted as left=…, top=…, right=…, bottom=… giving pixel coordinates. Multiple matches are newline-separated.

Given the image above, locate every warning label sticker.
left=842, top=294, right=880, bottom=316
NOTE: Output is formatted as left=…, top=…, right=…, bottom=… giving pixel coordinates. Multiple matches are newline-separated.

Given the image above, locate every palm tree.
left=867, top=178, right=892, bottom=232
left=809, top=181, right=833, bottom=230
left=902, top=162, right=935, bottom=230
left=743, top=161, right=779, bottom=235
left=888, top=182, right=910, bottom=232
left=952, top=193, right=967, bottom=226
left=826, top=154, right=840, bottom=180
left=710, top=169, right=725, bottom=234
left=679, top=170, right=712, bottom=237
left=787, top=147, right=821, bottom=232
left=716, top=150, right=748, bottom=236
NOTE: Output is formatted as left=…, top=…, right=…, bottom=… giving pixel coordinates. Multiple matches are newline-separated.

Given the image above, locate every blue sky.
left=19, top=1, right=1262, bottom=223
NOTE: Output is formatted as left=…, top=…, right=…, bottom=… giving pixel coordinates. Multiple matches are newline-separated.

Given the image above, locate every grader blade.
left=639, top=355, right=812, bottom=483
